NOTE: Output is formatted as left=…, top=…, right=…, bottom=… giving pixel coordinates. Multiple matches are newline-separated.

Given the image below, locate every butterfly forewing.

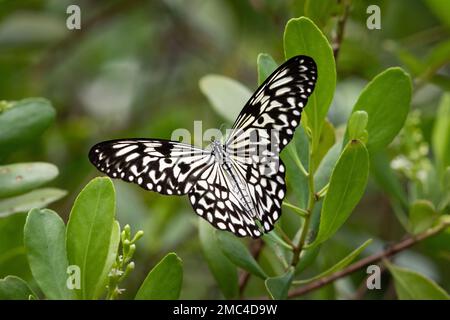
left=89, top=139, right=213, bottom=195
left=226, top=55, right=317, bottom=156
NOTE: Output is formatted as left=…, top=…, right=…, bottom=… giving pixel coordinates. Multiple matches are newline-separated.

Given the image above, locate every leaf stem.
left=316, top=183, right=329, bottom=199
left=283, top=202, right=309, bottom=218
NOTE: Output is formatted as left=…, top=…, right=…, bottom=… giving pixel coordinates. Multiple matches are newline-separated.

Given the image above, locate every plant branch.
left=287, top=220, right=450, bottom=298
left=291, top=138, right=316, bottom=267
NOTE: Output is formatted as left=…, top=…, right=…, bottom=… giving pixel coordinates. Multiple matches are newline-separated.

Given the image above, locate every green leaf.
left=0, top=276, right=37, bottom=300
left=96, top=220, right=120, bottom=299
left=350, top=68, right=412, bottom=152
left=265, top=267, right=294, bottom=300
left=439, top=167, right=450, bottom=211
left=0, top=213, right=30, bottom=279
left=199, top=75, right=251, bottom=123
left=311, top=119, right=335, bottom=171
left=314, top=141, right=341, bottom=191
left=135, top=252, right=183, bottom=300
left=217, top=232, right=267, bottom=279
left=24, top=208, right=73, bottom=300
left=347, top=111, right=368, bottom=142
left=0, top=188, right=67, bottom=218
left=409, top=200, right=438, bottom=234
left=0, top=162, right=59, bottom=199
left=313, top=140, right=369, bottom=245
left=284, top=17, right=336, bottom=152
left=282, top=125, right=310, bottom=208
left=199, top=220, right=238, bottom=299
left=386, top=262, right=450, bottom=300
left=257, top=53, right=278, bottom=85
left=295, top=244, right=321, bottom=275
left=295, top=239, right=372, bottom=284
left=432, top=93, right=450, bottom=172
left=0, top=98, right=55, bottom=155
left=66, top=177, right=116, bottom=299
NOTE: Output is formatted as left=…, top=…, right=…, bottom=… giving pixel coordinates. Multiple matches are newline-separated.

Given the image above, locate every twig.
left=287, top=221, right=449, bottom=298
left=332, top=0, right=351, bottom=61
left=239, top=239, right=264, bottom=297
left=290, top=135, right=315, bottom=267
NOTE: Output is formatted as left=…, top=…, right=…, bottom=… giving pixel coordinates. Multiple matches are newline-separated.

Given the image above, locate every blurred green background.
left=0, top=0, right=449, bottom=299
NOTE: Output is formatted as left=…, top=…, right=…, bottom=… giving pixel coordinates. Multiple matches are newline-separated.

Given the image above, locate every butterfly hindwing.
left=188, top=161, right=263, bottom=238
left=89, top=139, right=213, bottom=195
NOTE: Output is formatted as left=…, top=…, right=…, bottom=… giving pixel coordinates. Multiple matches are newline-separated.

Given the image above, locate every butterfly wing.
left=89, top=139, right=213, bottom=195
left=226, top=55, right=317, bottom=156
left=224, top=55, right=317, bottom=234
left=187, top=160, right=263, bottom=238
left=230, top=156, right=286, bottom=234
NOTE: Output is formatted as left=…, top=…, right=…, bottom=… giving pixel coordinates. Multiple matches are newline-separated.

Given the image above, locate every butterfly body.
left=89, top=55, right=317, bottom=238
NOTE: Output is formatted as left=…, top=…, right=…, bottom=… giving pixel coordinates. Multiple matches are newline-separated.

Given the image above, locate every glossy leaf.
left=284, top=17, right=336, bottom=151
left=432, top=93, right=450, bottom=172
left=295, top=244, right=321, bottom=275
left=0, top=98, right=55, bottom=155
left=295, top=239, right=372, bottom=284
left=409, top=200, right=437, bottom=234
left=0, top=162, right=59, bottom=199
left=282, top=125, right=310, bottom=208
left=217, top=232, right=267, bottom=279
left=66, top=177, right=116, bottom=299
left=386, top=262, right=450, bottom=300
left=347, top=111, right=368, bottom=142
left=199, top=74, right=251, bottom=123
left=24, top=208, right=73, bottom=300
left=314, top=141, right=341, bottom=191
left=0, top=188, right=67, bottom=218
left=0, top=213, right=30, bottom=279
left=96, top=220, right=120, bottom=299
left=0, top=276, right=36, bottom=300
left=265, top=267, right=294, bottom=300
left=314, top=140, right=369, bottom=245
left=311, top=119, right=335, bottom=171
left=135, top=252, right=183, bottom=300
left=350, top=68, right=412, bottom=152
left=199, top=220, right=238, bottom=299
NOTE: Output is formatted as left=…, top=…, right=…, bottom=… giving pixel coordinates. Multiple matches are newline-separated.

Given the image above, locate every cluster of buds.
left=106, top=224, right=144, bottom=299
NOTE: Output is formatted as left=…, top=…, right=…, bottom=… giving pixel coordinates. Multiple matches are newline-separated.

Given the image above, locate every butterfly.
left=89, top=55, right=317, bottom=238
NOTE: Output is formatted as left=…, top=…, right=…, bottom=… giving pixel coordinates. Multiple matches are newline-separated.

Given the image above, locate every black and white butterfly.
left=89, top=55, right=317, bottom=238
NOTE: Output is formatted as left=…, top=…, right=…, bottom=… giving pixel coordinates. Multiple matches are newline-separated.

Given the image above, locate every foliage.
left=0, top=0, right=449, bottom=300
